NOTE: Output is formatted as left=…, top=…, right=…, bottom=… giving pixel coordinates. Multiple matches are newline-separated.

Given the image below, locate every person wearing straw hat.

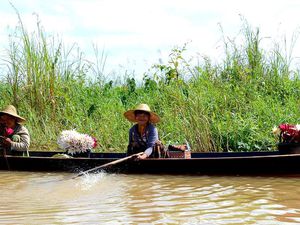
left=0, top=105, right=30, bottom=152
left=124, top=103, right=160, bottom=160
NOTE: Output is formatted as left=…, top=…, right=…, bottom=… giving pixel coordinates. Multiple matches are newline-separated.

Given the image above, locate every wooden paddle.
left=71, top=152, right=144, bottom=179
left=0, top=136, right=10, bottom=170
left=1, top=148, right=10, bottom=170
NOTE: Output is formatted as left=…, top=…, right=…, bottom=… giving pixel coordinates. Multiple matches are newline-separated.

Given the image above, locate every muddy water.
left=0, top=171, right=299, bottom=224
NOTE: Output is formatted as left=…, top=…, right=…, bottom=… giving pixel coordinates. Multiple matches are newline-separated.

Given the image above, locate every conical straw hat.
left=0, top=105, right=26, bottom=123
left=124, top=104, right=160, bottom=123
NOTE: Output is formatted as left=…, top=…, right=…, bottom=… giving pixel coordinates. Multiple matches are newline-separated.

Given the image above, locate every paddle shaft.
left=72, top=152, right=144, bottom=179
left=1, top=147, right=10, bottom=170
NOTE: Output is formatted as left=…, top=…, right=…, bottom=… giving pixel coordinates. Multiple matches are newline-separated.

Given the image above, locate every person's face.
left=135, top=111, right=150, bottom=126
left=0, top=114, right=17, bottom=128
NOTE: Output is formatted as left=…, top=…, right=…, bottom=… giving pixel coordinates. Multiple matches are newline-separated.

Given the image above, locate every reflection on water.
left=0, top=171, right=300, bottom=224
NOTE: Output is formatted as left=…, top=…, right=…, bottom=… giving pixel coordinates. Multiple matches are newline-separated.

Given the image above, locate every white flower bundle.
left=57, top=130, right=96, bottom=155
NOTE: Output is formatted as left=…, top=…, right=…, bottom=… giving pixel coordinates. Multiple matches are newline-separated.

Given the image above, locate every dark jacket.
left=127, top=123, right=158, bottom=156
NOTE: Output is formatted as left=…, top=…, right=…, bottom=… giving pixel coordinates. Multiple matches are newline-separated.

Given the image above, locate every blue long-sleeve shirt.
left=128, top=123, right=158, bottom=156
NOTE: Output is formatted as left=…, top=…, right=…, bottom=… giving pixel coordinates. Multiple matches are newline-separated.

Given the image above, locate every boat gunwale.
left=3, top=152, right=300, bottom=160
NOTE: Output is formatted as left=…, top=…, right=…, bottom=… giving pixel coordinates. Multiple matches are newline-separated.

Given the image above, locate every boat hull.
left=1, top=151, right=300, bottom=175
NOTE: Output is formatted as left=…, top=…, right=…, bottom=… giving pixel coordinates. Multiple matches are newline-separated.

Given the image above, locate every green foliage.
left=1, top=14, right=300, bottom=152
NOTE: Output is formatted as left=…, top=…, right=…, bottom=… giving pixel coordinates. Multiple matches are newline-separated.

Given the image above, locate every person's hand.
left=1, top=137, right=12, bottom=148
left=137, top=152, right=148, bottom=160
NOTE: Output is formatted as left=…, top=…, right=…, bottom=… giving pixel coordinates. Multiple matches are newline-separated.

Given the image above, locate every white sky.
left=1, top=0, right=300, bottom=80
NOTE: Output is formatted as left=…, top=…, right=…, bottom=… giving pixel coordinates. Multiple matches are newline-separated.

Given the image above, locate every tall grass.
left=1, top=14, right=299, bottom=152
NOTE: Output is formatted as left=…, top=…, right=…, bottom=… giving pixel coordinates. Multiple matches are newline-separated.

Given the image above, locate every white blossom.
left=272, top=126, right=281, bottom=136
left=57, top=129, right=96, bottom=155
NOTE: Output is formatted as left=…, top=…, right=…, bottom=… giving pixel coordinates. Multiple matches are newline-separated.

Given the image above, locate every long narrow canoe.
left=1, top=143, right=300, bottom=175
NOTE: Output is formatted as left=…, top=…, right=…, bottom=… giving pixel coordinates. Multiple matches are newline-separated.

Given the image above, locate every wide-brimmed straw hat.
left=0, top=105, right=26, bottom=123
left=124, top=104, right=160, bottom=123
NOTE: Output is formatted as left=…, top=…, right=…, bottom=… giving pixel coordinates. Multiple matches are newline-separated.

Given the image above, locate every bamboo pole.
left=71, top=152, right=144, bottom=179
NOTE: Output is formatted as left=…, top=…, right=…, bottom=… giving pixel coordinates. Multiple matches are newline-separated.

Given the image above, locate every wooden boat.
left=0, top=143, right=300, bottom=175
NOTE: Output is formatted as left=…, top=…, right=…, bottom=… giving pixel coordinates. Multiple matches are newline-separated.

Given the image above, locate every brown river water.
left=0, top=171, right=300, bottom=224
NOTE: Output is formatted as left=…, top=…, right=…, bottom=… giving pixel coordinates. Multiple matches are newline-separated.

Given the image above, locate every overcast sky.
left=1, top=0, right=300, bottom=79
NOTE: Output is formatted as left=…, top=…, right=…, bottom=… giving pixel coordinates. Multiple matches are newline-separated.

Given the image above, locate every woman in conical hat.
left=124, top=103, right=160, bottom=159
left=0, top=105, right=30, bottom=152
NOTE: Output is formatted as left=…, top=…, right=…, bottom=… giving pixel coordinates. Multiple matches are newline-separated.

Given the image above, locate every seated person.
left=124, top=103, right=160, bottom=159
left=0, top=105, right=30, bottom=153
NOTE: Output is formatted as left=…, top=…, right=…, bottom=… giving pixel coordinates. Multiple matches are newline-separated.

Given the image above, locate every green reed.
left=0, top=14, right=299, bottom=152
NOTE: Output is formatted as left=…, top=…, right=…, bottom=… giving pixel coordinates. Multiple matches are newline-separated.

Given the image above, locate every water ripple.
left=0, top=172, right=300, bottom=224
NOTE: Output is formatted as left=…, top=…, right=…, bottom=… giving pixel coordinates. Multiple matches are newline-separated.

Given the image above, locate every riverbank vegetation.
left=1, top=15, right=299, bottom=152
